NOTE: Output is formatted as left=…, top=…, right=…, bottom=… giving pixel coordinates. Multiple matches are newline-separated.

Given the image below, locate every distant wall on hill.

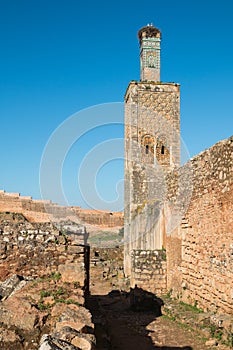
left=0, top=191, right=123, bottom=227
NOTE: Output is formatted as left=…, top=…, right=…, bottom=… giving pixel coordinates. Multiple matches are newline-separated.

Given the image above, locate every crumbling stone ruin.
left=0, top=212, right=94, bottom=349
left=0, top=24, right=232, bottom=349
left=0, top=190, right=123, bottom=226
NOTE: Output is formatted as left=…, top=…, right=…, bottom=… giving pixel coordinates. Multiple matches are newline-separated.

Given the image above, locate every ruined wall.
left=0, top=213, right=95, bottom=350
left=131, top=249, right=167, bottom=295
left=127, top=136, right=233, bottom=313
left=0, top=213, right=89, bottom=296
left=71, top=208, right=123, bottom=227
left=0, top=190, right=123, bottom=226
left=0, top=191, right=74, bottom=223
left=166, top=136, right=233, bottom=315
left=90, top=247, right=127, bottom=294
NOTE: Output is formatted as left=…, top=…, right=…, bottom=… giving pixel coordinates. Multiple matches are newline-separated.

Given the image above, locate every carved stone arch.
left=141, top=134, right=155, bottom=155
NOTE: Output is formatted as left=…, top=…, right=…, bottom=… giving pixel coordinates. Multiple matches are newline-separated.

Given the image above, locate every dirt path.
left=87, top=291, right=221, bottom=350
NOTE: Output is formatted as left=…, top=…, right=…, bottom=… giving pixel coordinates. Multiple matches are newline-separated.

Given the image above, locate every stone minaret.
left=124, top=25, right=180, bottom=276
left=138, top=25, right=161, bottom=82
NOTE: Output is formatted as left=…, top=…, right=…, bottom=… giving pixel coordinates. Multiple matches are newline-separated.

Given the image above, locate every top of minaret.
left=137, top=24, right=162, bottom=82
left=138, top=24, right=161, bottom=44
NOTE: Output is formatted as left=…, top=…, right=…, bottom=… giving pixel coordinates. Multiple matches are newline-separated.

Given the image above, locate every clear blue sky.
left=0, top=0, right=232, bottom=209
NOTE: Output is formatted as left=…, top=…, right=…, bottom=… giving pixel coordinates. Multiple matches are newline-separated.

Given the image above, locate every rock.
left=51, top=303, right=67, bottom=318
left=0, top=265, right=9, bottom=281
left=38, top=335, right=59, bottom=350
left=10, top=279, right=28, bottom=296
left=68, top=293, right=84, bottom=306
left=200, top=327, right=211, bottom=338
left=56, top=304, right=93, bottom=329
left=0, top=326, right=21, bottom=343
left=38, top=334, right=80, bottom=349
left=0, top=274, right=24, bottom=300
left=38, top=302, right=94, bottom=350
left=0, top=295, right=40, bottom=331
left=58, top=263, right=85, bottom=285
left=205, top=338, right=218, bottom=346
left=210, top=313, right=233, bottom=331
left=71, top=336, right=91, bottom=350
left=55, top=320, right=86, bottom=333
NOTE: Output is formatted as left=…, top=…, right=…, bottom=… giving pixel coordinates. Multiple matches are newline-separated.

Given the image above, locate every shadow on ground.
left=86, top=286, right=193, bottom=350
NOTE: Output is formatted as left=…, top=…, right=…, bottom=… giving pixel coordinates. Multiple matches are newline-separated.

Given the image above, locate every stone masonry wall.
left=166, top=136, right=233, bottom=315
left=131, top=250, right=167, bottom=295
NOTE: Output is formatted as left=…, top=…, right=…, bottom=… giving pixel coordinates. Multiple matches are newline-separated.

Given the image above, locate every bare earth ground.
left=88, top=278, right=231, bottom=350
left=87, top=292, right=230, bottom=350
